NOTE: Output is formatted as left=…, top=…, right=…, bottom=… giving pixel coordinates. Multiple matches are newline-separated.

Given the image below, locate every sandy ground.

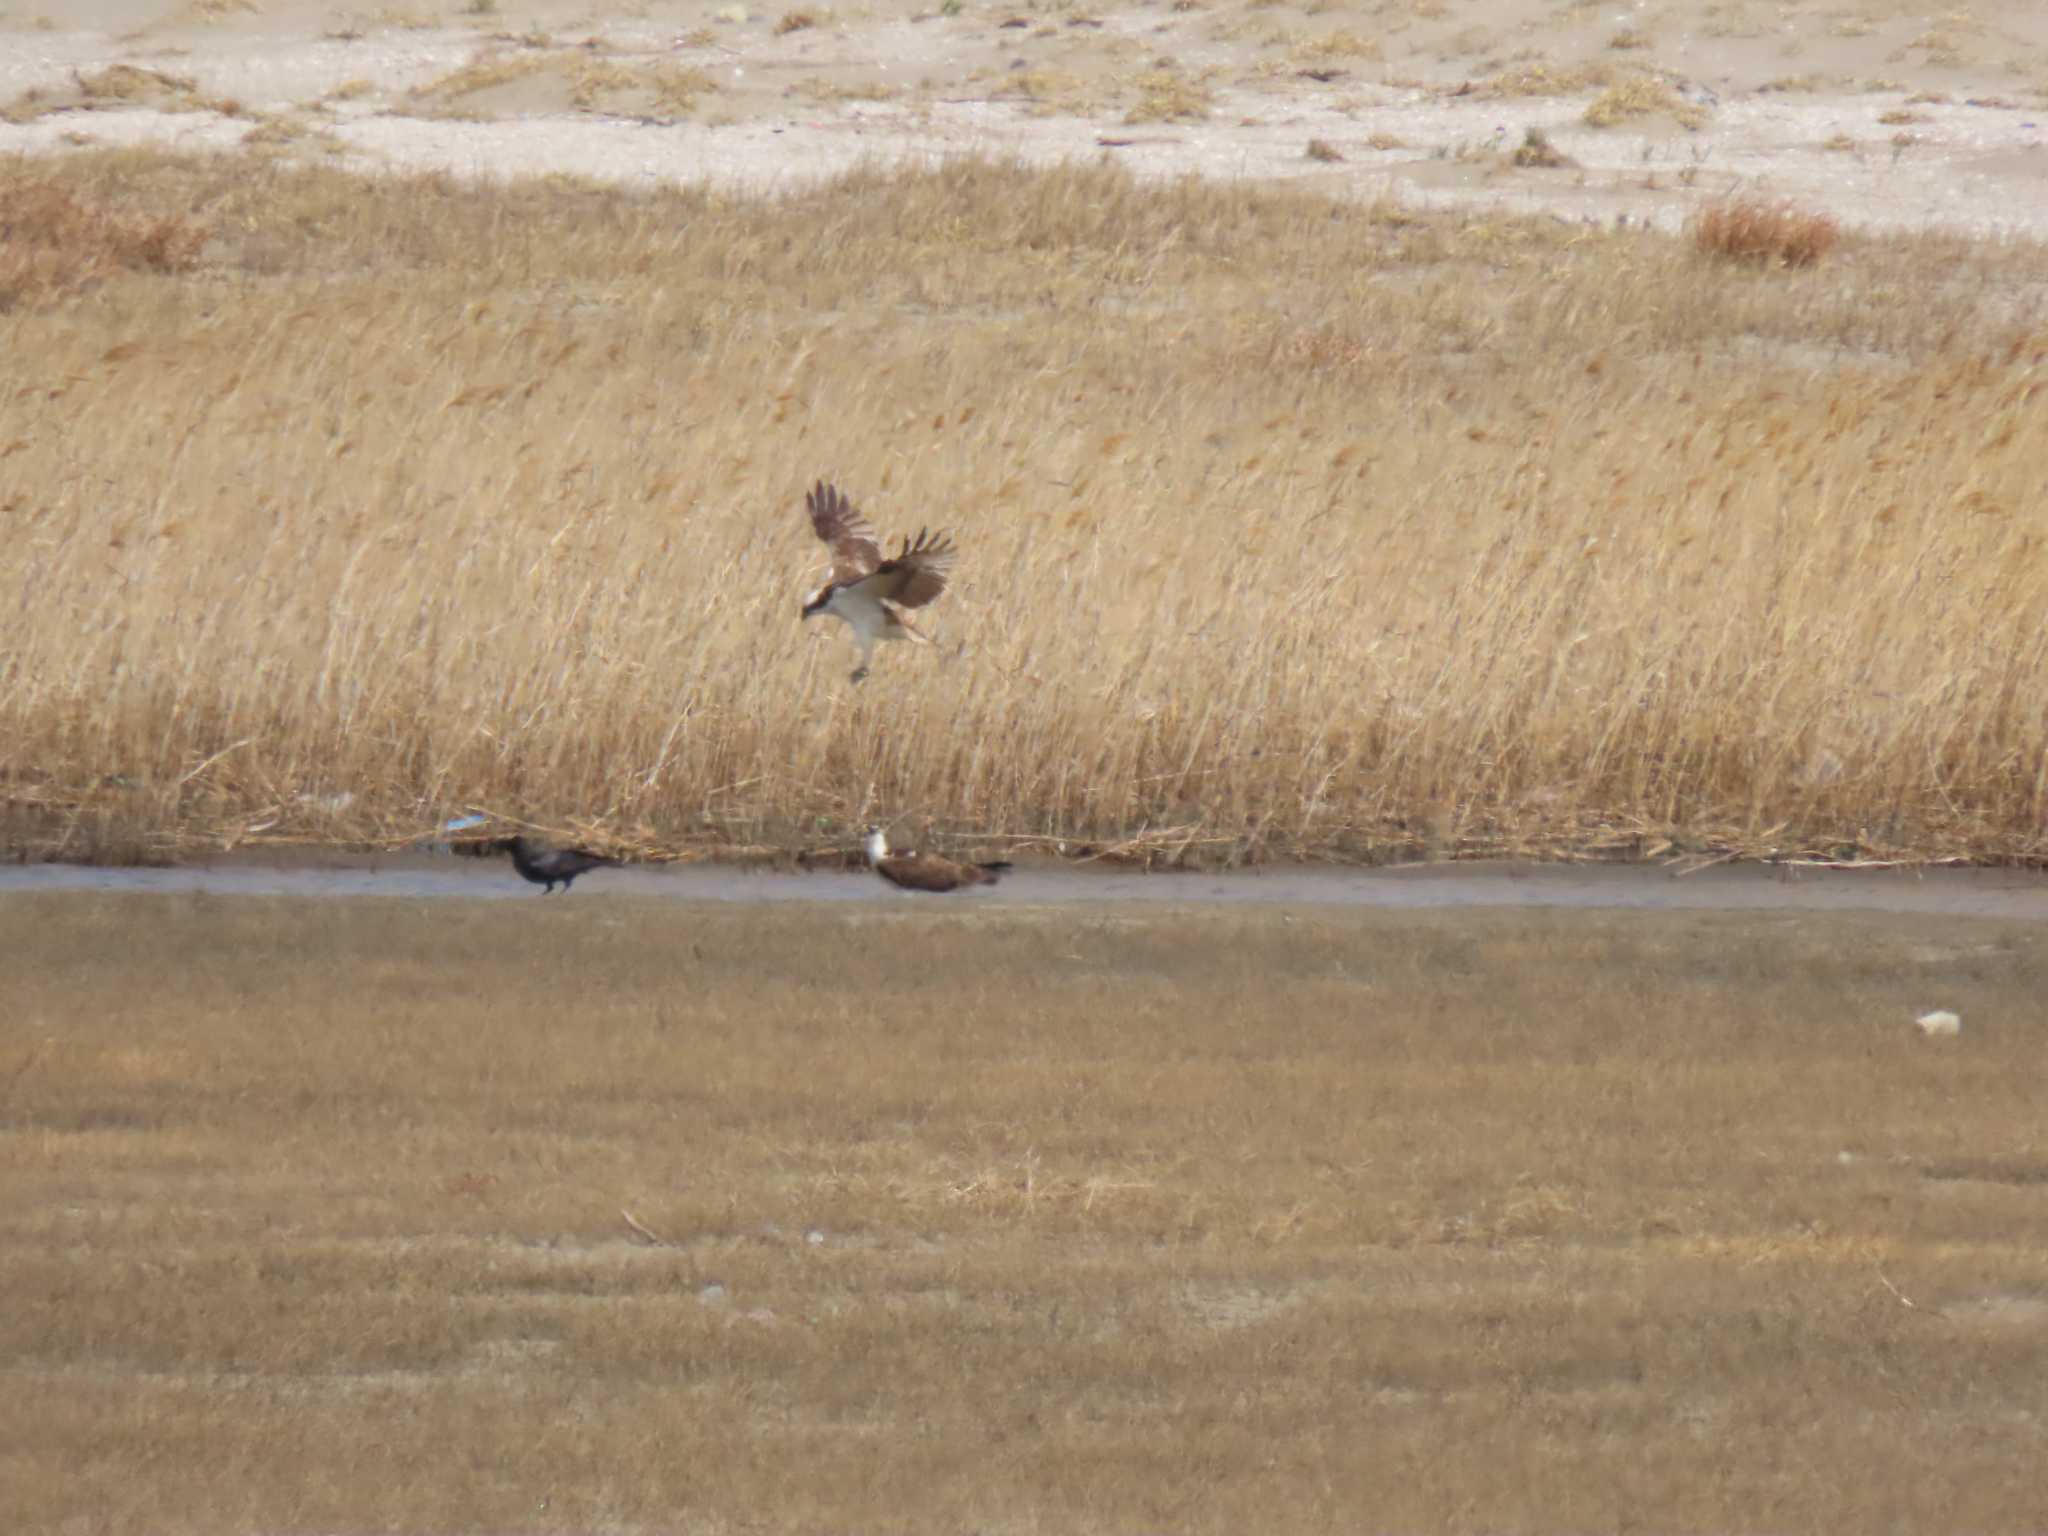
left=10, top=891, right=2045, bottom=1531
left=3, top=0, right=2047, bottom=235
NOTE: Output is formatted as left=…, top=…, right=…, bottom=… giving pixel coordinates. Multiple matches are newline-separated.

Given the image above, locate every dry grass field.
left=5, top=893, right=2047, bottom=1531
left=4, top=149, right=2048, bottom=866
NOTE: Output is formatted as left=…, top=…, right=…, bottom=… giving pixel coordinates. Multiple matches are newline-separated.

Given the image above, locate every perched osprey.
left=865, top=826, right=1012, bottom=894
left=800, top=480, right=956, bottom=682
left=501, top=835, right=617, bottom=895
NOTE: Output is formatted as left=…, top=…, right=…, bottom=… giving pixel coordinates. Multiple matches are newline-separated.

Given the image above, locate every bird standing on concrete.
left=502, top=836, right=617, bottom=895
left=864, top=826, right=1011, bottom=893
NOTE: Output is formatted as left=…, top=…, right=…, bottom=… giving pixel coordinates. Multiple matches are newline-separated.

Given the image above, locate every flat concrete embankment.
left=6, top=853, right=2048, bottom=920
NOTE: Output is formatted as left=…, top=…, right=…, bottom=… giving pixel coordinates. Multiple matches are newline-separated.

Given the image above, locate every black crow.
left=503, top=835, right=617, bottom=894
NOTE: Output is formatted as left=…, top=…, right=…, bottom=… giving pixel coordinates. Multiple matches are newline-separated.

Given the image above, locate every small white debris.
left=698, top=1282, right=728, bottom=1306
left=805, top=1228, right=826, bottom=1246
left=1915, top=1010, right=1962, bottom=1037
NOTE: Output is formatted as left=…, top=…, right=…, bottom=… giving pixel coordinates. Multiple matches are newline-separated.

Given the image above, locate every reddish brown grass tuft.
left=1690, top=196, right=1841, bottom=268
left=0, top=170, right=208, bottom=311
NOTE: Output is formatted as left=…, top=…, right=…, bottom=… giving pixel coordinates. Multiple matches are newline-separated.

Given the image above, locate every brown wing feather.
left=875, top=851, right=1006, bottom=892
left=875, top=853, right=958, bottom=892
left=857, top=527, right=957, bottom=610
left=806, top=481, right=882, bottom=586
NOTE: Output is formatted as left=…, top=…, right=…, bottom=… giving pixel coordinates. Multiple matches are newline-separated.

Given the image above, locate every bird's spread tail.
left=883, top=602, right=933, bottom=645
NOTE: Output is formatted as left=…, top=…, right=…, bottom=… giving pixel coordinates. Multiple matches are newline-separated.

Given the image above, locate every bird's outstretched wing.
left=857, top=528, right=957, bottom=610
left=807, top=481, right=882, bottom=586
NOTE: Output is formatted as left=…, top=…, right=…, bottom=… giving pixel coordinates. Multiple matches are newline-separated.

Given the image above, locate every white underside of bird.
left=798, top=481, right=954, bottom=683
left=814, top=584, right=930, bottom=681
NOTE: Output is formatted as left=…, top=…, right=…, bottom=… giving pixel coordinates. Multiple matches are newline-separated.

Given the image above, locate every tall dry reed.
left=2, top=150, right=2046, bottom=863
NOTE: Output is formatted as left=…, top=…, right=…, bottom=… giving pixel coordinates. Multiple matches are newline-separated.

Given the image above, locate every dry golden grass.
left=3, top=151, right=2048, bottom=867
left=1583, top=76, right=1709, bottom=128
left=411, top=52, right=715, bottom=119
left=71, top=62, right=201, bottom=103
left=997, top=67, right=1096, bottom=115
left=790, top=75, right=899, bottom=104
left=3, top=63, right=247, bottom=124
left=1691, top=195, right=1843, bottom=267
left=1509, top=125, right=1574, bottom=167
left=1475, top=59, right=1624, bottom=98
left=408, top=52, right=552, bottom=103
left=0, top=172, right=208, bottom=310
left=1124, top=68, right=1215, bottom=122
left=6, top=893, right=2048, bottom=1531
left=1294, top=27, right=1380, bottom=62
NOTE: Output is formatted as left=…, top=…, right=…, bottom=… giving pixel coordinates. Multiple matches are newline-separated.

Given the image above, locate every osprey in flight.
left=865, top=826, right=1012, bottom=894
left=800, top=480, right=956, bottom=682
